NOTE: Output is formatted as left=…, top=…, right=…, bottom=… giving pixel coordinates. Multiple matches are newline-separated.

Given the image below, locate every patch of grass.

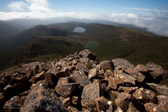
left=85, top=41, right=98, bottom=50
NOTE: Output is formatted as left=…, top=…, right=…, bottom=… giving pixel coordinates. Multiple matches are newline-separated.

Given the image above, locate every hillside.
left=0, top=22, right=168, bottom=78
left=0, top=49, right=168, bottom=112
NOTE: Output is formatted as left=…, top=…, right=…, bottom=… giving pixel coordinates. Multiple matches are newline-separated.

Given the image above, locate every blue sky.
left=0, top=0, right=168, bottom=14
left=0, top=0, right=168, bottom=36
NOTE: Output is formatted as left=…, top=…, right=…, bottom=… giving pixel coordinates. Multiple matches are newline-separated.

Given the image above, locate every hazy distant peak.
left=73, top=27, right=86, bottom=33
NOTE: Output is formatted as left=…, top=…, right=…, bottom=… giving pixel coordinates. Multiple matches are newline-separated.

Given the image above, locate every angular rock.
left=79, top=49, right=96, bottom=60
left=68, top=106, right=79, bottom=112
left=118, top=86, right=138, bottom=94
left=76, top=63, right=89, bottom=74
left=157, top=95, right=168, bottom=111
left=146, top=62, right=164, bottom=80
left=109, top=91, right=120, bottom=103
left=104, top=70, right=114, bottom=80
left=45, top=72, right=57, bottom=86
left=88, top=68, right=99, bottom=80
left=112, top=58, right=134, bottom=70
left=144, top=103, right=166, bottom=112
left=55, top=77, right=80, bottom=97
left=124, top=68, right=145, bottom=83
left=134, top=64, right=148, bottom=73
left=107, top=77, right=124, bottom=90
left=127, top=103, right=140, bottom=112
left=115, top=92, right=132, bottom=111
left=106, top=101, right=113, bottom=112
left=81, top=81, right=101, bottom=111
left=99, top=60, right=113, bottom=71
left=157, top=95, right=168, bottom=105
left=114, top=107, right=124, bottom=112
left=19, top=90, right=29, bottom=107
left=3, top=96, right=20, bottom=112
left=95, top=96, right=109, bottom=112
left=0, top=93, right=5, bottom=111
left=20, top=82, right=66, bottom=112
left=72, top=96, right=78, bottom=106
left=62, top=97, right=71, bottom=107
left=147, top=83, right=168, bottom=96
left=133, top=88, right=148, bottom=103
left=132, top=88, right=157, bottom=111
left=18, top=62, right=40, bottom=78
left=71, top=70, right=90, bottom=87
left=29, top=71, right=45, bottom=84
left=114, top=70, right=136, bottom=86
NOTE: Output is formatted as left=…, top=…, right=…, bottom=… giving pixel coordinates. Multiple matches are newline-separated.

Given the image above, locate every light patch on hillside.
left=73, top=27, right=86, bottom=33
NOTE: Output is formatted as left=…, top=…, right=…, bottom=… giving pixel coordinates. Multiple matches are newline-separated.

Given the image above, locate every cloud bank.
left=1, top=0, right=168, bottom=36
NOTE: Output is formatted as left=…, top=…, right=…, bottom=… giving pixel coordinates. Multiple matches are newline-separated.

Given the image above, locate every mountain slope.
left=0, top=22, right=168, bottom=74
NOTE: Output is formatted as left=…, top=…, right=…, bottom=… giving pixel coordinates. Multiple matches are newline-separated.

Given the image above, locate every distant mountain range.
left=0, top=21, right=168, bottom=82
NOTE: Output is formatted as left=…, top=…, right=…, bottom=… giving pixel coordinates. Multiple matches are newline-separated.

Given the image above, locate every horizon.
left=0, top=0, right=168, bottom=36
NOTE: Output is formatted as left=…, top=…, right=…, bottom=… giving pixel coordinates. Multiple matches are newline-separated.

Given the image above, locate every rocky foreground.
left=0, top=49, right=168, bottom=112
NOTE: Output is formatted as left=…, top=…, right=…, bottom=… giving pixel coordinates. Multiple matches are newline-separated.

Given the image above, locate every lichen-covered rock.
left=115, top=92, right=132, bottom=111
left=124, top=68, right=145, bottom=83
left=157, top=95, right=168, bottom=111
left=0, top=49, right=167, bottom=112
left=20, top=82, right=66, bottom=112
left=134, top=64, right=148, bottom=73
left=95, top=96, right=109, bottom=112
left=81, top=81, right=101, bottom=111
left=29, top=71, right=45, bottom=84
left=133, top=88, right=157, bottom=103
left=3, top=96, right=20, bottom=112
left=68, top=106, right=79, bottom=112
left=146, top=62, right=164, bottom=81
left=112, top=58, right=134, bottom=70
left=118, top=86, right=138, bottom=94
left=107, top=77, right=124, bottom=90
left=88, top=68, right=99, bottom=80
left=99, top=60, right=113, bottom=71
left=147, top=83, right=168, bottom=96
left=127, top=103, right=140, bottom=112
left=71, top=70, right=90, bottom=87
left=55, top=77, right=80, bottom=97
left=144, top=103, right=167, bottom=112
left=114, top=70, right=136, bottom=86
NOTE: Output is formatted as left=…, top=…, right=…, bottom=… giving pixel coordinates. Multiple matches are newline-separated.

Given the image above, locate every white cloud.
left=26, top=0, right=50, bottom=12
left=2, top=1, right=168, bottom=36
left=123, top=7, right=168, bottom=13
left=7, top=1, right=27, bottom=11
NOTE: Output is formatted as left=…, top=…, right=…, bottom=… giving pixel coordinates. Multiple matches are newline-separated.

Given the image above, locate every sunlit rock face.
left=73, top=27, right=86, bottom=33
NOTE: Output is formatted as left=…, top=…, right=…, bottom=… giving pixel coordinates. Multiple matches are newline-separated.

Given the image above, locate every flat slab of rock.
left=81, top=81, right=101, bottom=110
left=20, top=82, right=66, bottom=112
left=71, top=70, right=90, bottom=87
left=147, top=83, right=168, bottom=96
left=55, top=77, right=80, bottom=97
left=112, top=58, right=134, bottom=70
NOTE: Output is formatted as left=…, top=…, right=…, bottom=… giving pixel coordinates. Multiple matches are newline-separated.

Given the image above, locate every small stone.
left=72, top=96, right=78, bottom=105
left=68, top=106, right=79, bottom=112
left=62, top=97, right=71, bottom=107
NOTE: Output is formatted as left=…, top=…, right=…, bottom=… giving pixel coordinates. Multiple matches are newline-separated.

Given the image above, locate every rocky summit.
left=0, top=49, right=168, bottom=112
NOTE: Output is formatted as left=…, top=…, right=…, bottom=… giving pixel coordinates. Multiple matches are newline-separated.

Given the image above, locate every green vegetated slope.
left=1, top=21, right=168, bottom=85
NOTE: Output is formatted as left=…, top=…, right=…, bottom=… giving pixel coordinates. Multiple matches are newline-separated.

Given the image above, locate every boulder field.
left=0, top=49, right=167, bottom=112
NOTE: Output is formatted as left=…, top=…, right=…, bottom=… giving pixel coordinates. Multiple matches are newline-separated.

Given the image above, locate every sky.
left=0, top=0, right=168, bottom=36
